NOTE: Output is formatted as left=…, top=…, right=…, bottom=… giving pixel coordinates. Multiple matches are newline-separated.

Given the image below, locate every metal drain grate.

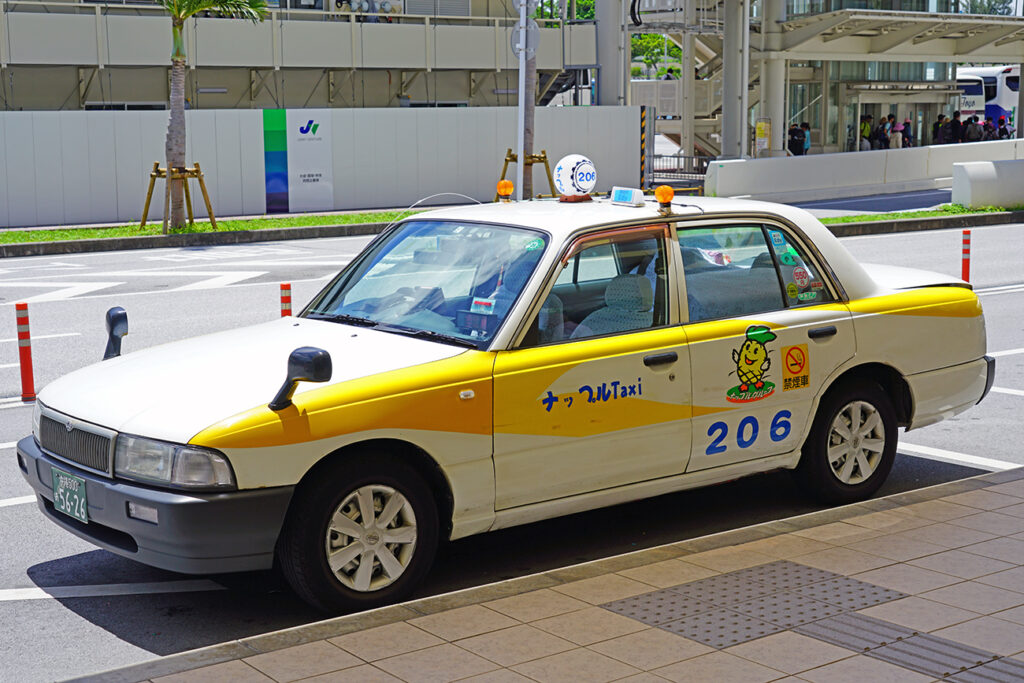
left=794, top=612, right=918, bottom=652
left=728, top=560, right=842, bottom=589
left=667, top=573, right=776, bottom=606
left=660, top=609, right=784, bottom=649
left=603, top=590, right=716, bottom=626
left=947, top=657, right=1024, bottom=682
left=793, top=576, right=908, bottom=610
left=867, top=633, right=1000, bottom=678
left=729, top=591, right=846, bottom=629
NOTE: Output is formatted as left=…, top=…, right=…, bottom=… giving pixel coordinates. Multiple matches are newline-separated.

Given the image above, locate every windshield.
left=305, top=220, right=548, bottom=348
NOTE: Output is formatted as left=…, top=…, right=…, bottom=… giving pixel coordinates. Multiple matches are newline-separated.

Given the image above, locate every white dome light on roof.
left=553, top=155, right=597, bottom=197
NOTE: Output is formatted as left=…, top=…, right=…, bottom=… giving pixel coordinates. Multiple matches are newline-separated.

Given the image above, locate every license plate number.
left=51, top=466, right=88, bottom=524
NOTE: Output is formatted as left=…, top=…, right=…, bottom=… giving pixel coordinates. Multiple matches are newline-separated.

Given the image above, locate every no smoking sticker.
left=782, top=343, right=810, bottom=391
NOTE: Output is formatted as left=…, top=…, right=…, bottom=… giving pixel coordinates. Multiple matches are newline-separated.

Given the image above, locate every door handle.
left=643, top=351, right=678, bottom=367
left=808, top=325, right=838, bottom=339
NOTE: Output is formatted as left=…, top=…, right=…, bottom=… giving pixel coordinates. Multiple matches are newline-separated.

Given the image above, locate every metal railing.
left=651, top=153, right=711, bottom=184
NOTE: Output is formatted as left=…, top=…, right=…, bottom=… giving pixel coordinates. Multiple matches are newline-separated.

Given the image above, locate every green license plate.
left=51, top=466, right=88, bottom=524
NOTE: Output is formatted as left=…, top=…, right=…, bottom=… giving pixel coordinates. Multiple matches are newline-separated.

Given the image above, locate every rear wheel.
left=794, top=379, right=897, bottom=504
left=277, top=452, right=439, bottom=613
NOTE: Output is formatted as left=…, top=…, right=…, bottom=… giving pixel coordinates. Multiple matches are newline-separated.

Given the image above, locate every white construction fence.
left=0, top=106, right=642, bottom=228
left=705, top=139, right=1024, bottom=203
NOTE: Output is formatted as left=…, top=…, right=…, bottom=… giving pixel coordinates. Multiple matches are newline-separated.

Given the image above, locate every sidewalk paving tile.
left=885, top=522, right=996, bottom=549
left=587, top=628, right=713, bottom=669
left=723, top=631, right=852, bottom=674
left=457, top=671, right=534, bottom=683
left=865, top=632, right=998, bottom=677
left=949, top=511, right=1024, bottom=536
left=931, top=615, right=1024, bottom=655
left=510, top=648, right=640, bottom=682
left=531, top=606, right=648, bottom=645
left=921, top=580, right=1024, bottom=613
left=857, top=596, right=981, bottom=631
left=985, top=479, right=1024, bottom=499
left=790, top=547, right=893, bottom=575
left=974, top=565, right=1024, bottom=593
left=908, top=548, right=1015, bottom=579
left=851, top=564, right=960, bottom=594
left=614, top=674, right=673, bottom=682
left=454, top=624, right=575, bottom=667
left=676, top=546, right=775, bottom=572
left=999, top=502, right=1024, bottom=518
left=659, top=609, right=784, bottom=648
left=991, top=604, right=1024, bottom=625
left=297, top=665, right=402, bottom=682
left=797, top=654, right=931, bottom=682
left=242, top=641, right=361, bottom=682
left=616, top=559, right=719, bottom=588
left=651, top=650, right=785, bottom=683
left=845, top=510, right=930, bottom=533
left=731, top=533, right=832, bottom=559
left=845, top=534, right=947, bottom=562
left=947, top=657, right=1024, bottom=682
left=941, top=489, right=1024, bottom=510
left=730, top=591, right=846, bottom=628
left=373, top=643, right=499, bottom=683
left=549, top=573, right=653, bottom=604
left=482, top=589, right=590, bottom=623
left=790, top=521, right=881, bottom=545
left=789, top=575, right=908, bottom=610
left=408, top=605, right=518, bottom=642
left=961, top=537, right=1024, bottom=564
left=151, top=661, right=274, bottom=683
left=900, top=499, right=980, bottom=522
left=604, top=589, right=716, bottom=625
left=329, top=622, right=444, bottom=661
left=727, top=560, right=841, bottom=589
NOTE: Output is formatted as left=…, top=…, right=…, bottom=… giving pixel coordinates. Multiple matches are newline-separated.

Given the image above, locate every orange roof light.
left=496, top=179, right=514, bottom=200
left=655, top=185, right=674, bottom=215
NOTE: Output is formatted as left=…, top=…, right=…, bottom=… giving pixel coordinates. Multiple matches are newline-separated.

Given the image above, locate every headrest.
left=605, top=274, right=653, bottom=312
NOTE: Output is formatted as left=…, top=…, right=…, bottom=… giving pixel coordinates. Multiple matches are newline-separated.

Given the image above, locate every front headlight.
left=114, top=435, right=235, bottom=490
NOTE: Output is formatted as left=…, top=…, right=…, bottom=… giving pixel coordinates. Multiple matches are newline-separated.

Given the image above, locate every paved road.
left=0, top=226, right=1020, bottom=682
left=793, top=188, right=953, bottom=215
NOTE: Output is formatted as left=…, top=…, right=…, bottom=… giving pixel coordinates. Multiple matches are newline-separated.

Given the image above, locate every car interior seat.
left=570, top=274, right=654, bottom=339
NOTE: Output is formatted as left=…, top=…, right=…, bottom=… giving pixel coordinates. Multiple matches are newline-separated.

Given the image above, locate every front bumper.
left=16, top=435, right=294, bottom=574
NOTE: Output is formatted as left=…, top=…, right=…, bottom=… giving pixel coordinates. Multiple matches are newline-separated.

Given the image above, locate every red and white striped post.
left=280, top=283, right=292, bottom=317
left=962, top=229, right=972, bottom=283
left=15, top=303, right=35, bottom=402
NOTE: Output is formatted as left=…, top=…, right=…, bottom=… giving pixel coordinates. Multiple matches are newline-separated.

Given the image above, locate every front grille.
left=40, top=415, right=112, bottom=474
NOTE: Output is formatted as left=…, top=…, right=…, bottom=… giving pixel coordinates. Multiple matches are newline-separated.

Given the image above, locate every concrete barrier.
left=706, top=139, right=1024, bottom=203
left=952, top=160, right=1024, bottom=208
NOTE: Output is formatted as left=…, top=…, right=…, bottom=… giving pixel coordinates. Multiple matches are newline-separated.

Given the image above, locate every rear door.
left=680, top=221, right=856, bottom=472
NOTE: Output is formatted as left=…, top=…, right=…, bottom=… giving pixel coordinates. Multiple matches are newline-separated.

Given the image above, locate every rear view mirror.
left=269, top=347, right=333, bottom=411
left=103, top=307, right=128, bottom=360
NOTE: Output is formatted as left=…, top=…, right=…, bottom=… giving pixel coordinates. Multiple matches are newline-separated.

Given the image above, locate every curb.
left=3, top=211, right=1024, bottom=259
left=69, top=464, right=1024, bottom=683
left=0, top=222, right=389, bottom=258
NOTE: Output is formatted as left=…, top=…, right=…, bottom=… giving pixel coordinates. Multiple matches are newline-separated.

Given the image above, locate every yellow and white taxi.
left=18, top=186, right=995, bottom=612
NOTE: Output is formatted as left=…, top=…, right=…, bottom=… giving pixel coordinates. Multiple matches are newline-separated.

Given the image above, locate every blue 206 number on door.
left=706, top=410, right=792, bottom=455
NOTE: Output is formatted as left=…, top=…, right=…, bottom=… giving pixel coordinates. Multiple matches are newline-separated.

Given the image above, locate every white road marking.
left=991, top=347, right=1024, bottom=358
left=0, top=332, right=80, bottom=343
left=0, top=403, right=33, bottom=411
left=0, top=441, right=18, bottom=448
left=900, top=442, right=1018, bottom=471
left=992, top=386, right=1024, bottom=397
left=0, top=579, right=225, bottom=602
left=172, top=271, right=268, bottom=291
left=0, top=282, right=125, bottom=303
left=978, top=286, right=1024, bottom=297
left=0, top=363, right=20, bottom=369
left=0, top=495, right=34, bottom=508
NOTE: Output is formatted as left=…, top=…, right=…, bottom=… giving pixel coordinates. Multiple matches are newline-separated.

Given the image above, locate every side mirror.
left=269, top=346, right=333, bottom=411
left=103, top=307, right=128, bottom=360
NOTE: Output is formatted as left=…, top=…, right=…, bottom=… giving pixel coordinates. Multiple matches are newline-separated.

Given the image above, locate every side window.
left=680, top=225, right=785, bottom=322
left=522, top=232, right=670, bottom=346
left=765, top=228, right=836, bottom=307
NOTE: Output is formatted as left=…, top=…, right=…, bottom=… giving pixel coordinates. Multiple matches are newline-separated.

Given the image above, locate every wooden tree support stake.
left=140, top=161, right=217, bottom=233
left=495, top=148, right=558, bottom=201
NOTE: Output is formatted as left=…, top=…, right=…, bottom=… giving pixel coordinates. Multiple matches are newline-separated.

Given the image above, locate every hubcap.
left=324, top=484, right=418, bottom=593
left=827, top=400, right=885, bottom=485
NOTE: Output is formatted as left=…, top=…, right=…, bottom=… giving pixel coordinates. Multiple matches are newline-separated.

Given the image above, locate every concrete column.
left=721, top=0, right=746, bottom=158
left=677, top=0, right=697, bottom=157
left=761, top=0, right=786, bottom=153
left=596, top=0, right=623, bottom=105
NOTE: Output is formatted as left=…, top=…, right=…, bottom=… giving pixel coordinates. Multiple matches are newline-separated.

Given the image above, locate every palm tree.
left=159, top=0, right=268, bottom=231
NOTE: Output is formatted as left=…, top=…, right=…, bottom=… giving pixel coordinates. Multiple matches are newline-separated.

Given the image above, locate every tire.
left=794, top=379, right=897, bottom=505
left=277, top=452, right=439, bottom=613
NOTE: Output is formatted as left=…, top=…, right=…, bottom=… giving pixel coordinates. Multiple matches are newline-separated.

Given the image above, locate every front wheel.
left=277, top=453, right=439, bottom=613
left=794, top=379, right=897, bottom=505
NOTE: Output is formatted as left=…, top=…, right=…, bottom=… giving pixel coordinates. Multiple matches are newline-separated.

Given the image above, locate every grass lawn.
left=819, top=204, right=1016, bottom=225
left=0, top=210, right=416, bottom=245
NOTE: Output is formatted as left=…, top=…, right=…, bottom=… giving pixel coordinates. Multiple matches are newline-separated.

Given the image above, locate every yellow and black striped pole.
left=640, top=105, right=648, bottom=188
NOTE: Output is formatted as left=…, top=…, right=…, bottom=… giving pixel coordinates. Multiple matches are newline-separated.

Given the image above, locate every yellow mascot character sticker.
left=727, top=325, right=777, bottom=403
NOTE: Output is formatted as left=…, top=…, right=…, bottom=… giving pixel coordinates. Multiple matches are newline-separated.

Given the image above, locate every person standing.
left=932, top=114, right=945, bottom=144
left=999, top=116, right=1012, bottom=139
left=902, top=117, right=914, bottom=147
left=801, top=122, right=811, bottom=155
left=889, top=122, right=904, bottom=150
left=788, top=123, right=806, bottom=156
left=950, top=111, right=963, bottom=143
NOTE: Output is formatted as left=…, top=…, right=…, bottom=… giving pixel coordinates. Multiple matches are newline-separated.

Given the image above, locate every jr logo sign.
left=299, top=120, right=320, bottom=135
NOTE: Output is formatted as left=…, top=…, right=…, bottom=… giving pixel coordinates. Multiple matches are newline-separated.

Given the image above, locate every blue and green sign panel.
left=263, top=109, right=289, bottom=214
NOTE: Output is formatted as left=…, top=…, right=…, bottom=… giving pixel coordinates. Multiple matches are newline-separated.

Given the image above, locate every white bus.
left=957, top=65, right=1019, bottom=126
left=955, top=74, right=984, bottom=119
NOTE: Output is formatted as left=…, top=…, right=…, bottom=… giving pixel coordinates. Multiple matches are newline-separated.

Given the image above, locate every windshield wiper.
left=376, top=325, right=479, bottom=349
left=306, top=313, right=379, bottom=328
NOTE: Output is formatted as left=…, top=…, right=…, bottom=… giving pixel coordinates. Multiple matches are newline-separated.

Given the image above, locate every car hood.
left=38, top=317, right=466, bottom=444
left=861, top=263, right=969, bottom=292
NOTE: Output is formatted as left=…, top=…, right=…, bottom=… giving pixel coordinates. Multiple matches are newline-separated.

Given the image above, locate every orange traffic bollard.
left=15, top=302, right=35, bottom=402
left=962, top=229, right=971, bottom=283
left=280, top=283, right=292, bottom=317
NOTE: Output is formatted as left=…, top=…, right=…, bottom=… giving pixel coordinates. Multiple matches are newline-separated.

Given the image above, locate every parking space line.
left=991, top=347, right=1024, bottom=358
left=0, top=495, right=34, bottom=508
left=0, top=579, right=225, bottom=602
left=900, top=442, right=1017, bottom=471
left=992, top=387, right=1024, bottom=397
left=0, top=441, right=18, bottom=448
left=0, top=332, right=80, bottom=344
